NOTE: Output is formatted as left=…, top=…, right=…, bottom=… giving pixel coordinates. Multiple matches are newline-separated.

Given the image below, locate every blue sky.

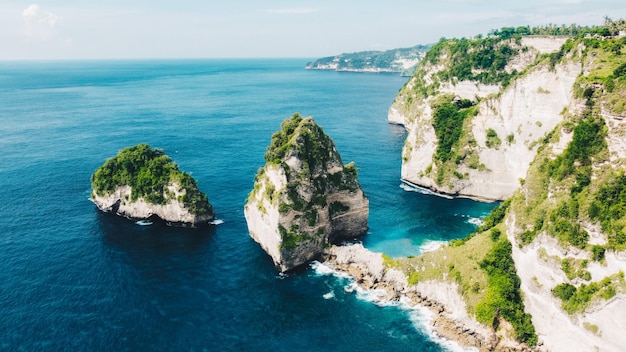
left=1, top=1, right=625, bottom=60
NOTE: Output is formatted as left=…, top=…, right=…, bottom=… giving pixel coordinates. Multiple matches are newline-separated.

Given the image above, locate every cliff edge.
left=245, top=113, right=369, bottom=272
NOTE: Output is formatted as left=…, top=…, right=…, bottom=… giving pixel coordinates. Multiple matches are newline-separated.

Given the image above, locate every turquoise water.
left=0, top=59, right=495, bottom=351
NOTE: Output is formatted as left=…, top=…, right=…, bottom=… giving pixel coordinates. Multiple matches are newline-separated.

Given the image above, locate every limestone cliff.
left=244, top=113, right=368, bottom=272
left=379, top=23, right=626, bottom=351
left=389, top=35, right=577, bottom=201
left=91, top=144, right=214, bottom=227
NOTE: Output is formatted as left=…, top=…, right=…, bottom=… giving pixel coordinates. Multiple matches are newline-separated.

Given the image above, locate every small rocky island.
left=91, top=143, right=214, bottom=227
left=245, top=113, right=369, bottom=272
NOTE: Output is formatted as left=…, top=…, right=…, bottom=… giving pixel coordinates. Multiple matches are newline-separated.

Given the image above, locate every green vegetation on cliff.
left=424, top=95, right=481, bottom=186
left=91, top=144, right=212, bottom=215
left=589, top=173, right=626, bottom=249
left=432, top=97, right=478, bottom=162
left=388, top=21, right=626, bottom=344
left=264, top=113, right=360, bottom=193
left=475, top=239, right=537, bottom=345
left=552, top=272, right=625, bottom=314
left=425, top=36, right=519, bottom=86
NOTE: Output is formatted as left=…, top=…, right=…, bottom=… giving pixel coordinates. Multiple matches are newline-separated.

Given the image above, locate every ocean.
left=0, top=59, right=496, bottom=351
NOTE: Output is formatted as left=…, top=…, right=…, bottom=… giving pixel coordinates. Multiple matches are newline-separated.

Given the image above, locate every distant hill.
left=305, top=44, right=431, bottom=76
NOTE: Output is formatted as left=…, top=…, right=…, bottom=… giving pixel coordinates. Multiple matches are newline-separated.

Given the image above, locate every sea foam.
left=400, top=182, right=453, bottom=199
left=419, top=240, right=447, bottom=254
left=310, top=261, right=351, bottom=280
left=405, top=301, right=478, bottom=352
left=466, top=217, right=482, bottom=226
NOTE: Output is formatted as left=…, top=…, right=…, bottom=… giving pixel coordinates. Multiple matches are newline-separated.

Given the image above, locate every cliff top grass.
left=91, top=143, right=212, bottom=215
left=390, top=220, right=537, bottom=345
left=394, top=230, right=491, bottom=309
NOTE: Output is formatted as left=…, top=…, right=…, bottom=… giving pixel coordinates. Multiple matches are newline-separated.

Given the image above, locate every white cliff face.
left=244, top=166, right=290, bottom=269
left=601, top=106, right=626, bottom=162
left=520, top=36, right=569, bottom=54
left=439, top=81, right=501, bottom=100
left=461, top=60, right=580, bottom=200
left=388, top=106, right=405, bottom=125
left=507, top=216, right=626, bottom=352
left=391, top=39, right=581, bottom=201
left=91, top=183, right=214, bottom=227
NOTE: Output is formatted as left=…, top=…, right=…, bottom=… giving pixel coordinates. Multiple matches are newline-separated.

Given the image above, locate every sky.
left=1, top=0, right=625, bottom=60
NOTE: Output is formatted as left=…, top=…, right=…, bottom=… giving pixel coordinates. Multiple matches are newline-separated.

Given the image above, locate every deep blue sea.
left=0, top=59, right=495, bottom=351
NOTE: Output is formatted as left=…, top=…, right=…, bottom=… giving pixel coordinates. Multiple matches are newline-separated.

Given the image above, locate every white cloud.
left=23, top=4, right=60, bottom=27
left=266, top=8, right=319, bottom=15
left=22, top=4, right=62, bottom=40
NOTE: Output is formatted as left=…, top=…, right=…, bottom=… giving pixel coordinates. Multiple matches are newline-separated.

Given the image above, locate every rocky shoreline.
left=322, top=243, right=537, bottom=352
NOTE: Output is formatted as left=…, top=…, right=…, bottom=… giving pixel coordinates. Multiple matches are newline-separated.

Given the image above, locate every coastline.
left=321, top=243, right=535, bottom=352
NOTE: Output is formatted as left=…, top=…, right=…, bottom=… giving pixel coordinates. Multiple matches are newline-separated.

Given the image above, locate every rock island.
left=91, top=143, right=214, bottom=227
left=245, top=113, right=369, bottom=272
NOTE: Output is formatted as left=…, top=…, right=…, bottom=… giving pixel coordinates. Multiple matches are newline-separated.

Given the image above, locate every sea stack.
left=245, top=113, right=369, bottom=272
left=91, top=143, right=214, bottom=227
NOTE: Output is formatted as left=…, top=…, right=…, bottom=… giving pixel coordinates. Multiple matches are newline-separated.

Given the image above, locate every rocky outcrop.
left=244, top=114, right=368, bottom=272
left=91, top=144, right=214, bottom=227
left=323, top=243, right=535, bottom=352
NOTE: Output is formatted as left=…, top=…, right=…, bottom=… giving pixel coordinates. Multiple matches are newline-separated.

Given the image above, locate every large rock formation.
left=245, top=113, right=369, bottom=272
left=91, top=144, right=214, bottom=227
